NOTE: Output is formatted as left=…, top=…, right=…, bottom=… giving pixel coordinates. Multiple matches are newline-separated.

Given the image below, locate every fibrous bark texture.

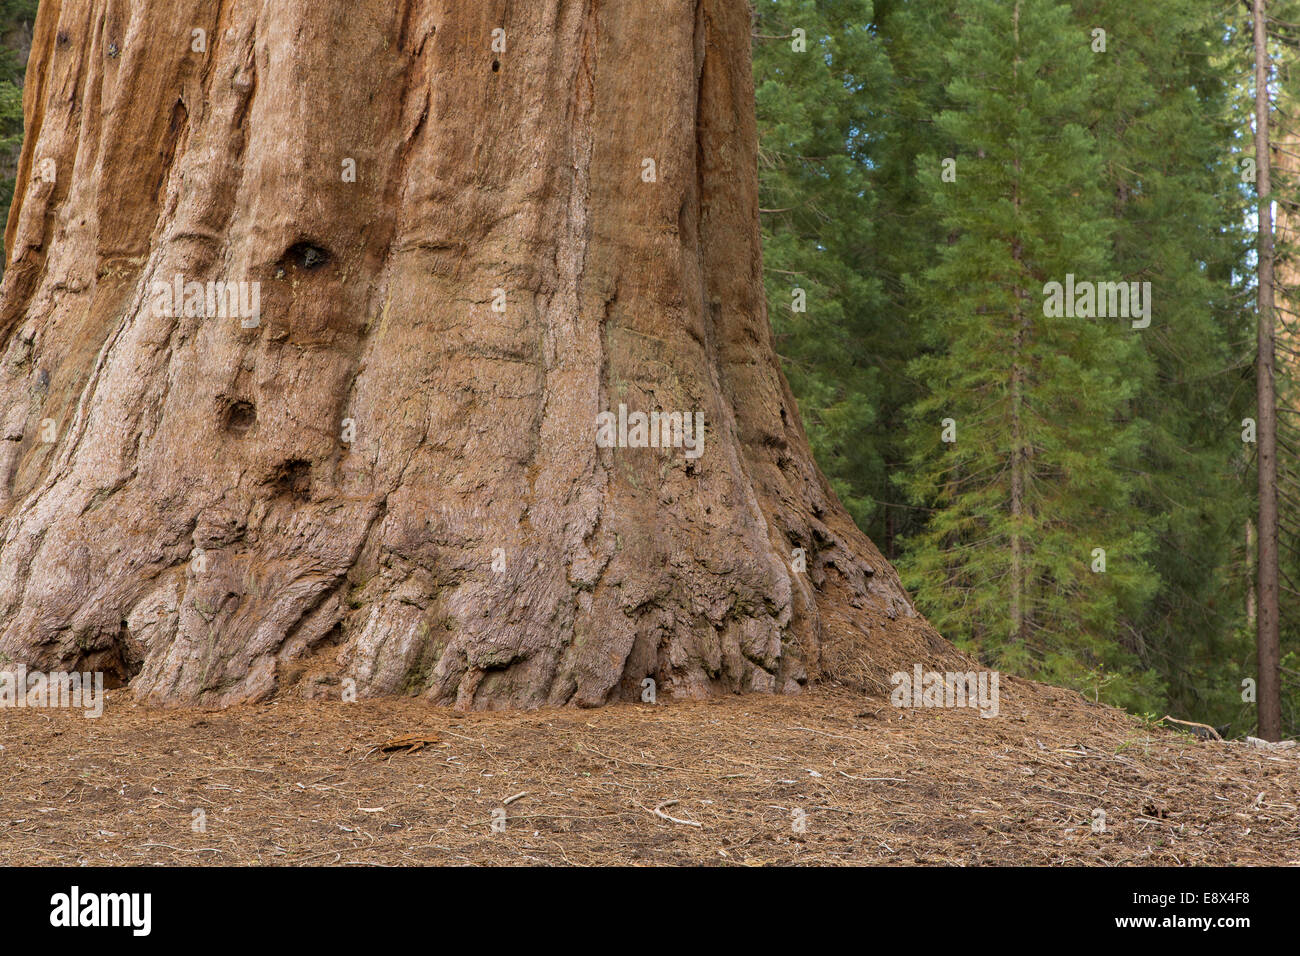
left=0, top=0, right=951, bottom=708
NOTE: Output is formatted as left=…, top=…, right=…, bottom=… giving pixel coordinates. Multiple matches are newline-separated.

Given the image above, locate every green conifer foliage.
left=895, top=0, right=1161, bottom=707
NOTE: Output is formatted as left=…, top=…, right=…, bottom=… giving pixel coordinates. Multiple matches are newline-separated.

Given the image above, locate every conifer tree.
left=1072, top=0, right=1255, bottom=724
left=897, top=0, right=1159, bottom=705
left=869, top=0, right=960, bottom=557
left=753, top=0, right=894, bottom=534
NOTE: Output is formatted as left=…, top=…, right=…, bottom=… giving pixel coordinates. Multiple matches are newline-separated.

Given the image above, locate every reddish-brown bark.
left=0, top=0, right=951, bottom=708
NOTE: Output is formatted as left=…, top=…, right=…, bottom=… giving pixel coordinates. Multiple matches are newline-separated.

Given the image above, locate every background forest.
left=0, top=0, right=1294, bottom=736
left=752, top=0, right=1300, bottom=737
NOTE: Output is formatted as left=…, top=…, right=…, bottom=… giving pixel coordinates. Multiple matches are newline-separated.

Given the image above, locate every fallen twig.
left=1158, top=716, right=1222, bottom=741
left=651, top=799, right=702, bottom=828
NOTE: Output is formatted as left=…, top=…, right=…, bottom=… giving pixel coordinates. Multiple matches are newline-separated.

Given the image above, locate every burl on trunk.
left=0, top=0, right=950, bottom=708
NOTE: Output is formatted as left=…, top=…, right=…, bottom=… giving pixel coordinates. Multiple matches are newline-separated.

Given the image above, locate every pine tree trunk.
left=1252, top=0, right=1282, bottom=741
left=1008, top=0, right=1028, bottom=648
left=0, top=0, right=949, bottom=708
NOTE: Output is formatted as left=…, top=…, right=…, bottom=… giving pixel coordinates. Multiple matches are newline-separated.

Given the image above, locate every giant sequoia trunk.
left=0, top=0, right=951, bottom=708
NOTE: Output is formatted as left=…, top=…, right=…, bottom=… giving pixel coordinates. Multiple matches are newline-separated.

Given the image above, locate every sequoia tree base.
left=0, top=0, right=957, bottom=709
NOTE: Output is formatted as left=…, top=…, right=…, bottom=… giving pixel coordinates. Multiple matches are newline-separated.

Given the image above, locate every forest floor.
left=0, top=677, right=1296, bottom=866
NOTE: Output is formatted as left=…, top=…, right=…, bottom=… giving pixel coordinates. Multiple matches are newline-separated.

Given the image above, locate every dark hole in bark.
left=281, top=242, right=331, bottom=271
left=492, top=59, right=500, bottom=72
left=73, top=622, right=142, bottom=689
left=271, top=459, right=313, bottom=502
left=222, top=399, right=256, bottom=435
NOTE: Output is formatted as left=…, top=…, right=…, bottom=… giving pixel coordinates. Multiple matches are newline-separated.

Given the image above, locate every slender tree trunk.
left=1010, top=275, right=1027, bottom=647
left=1008, top=0, right=1028, bottom=647
left=884, top=502, right=894, bottom=562
left=1247, top=518, right=1257, bottom=628
left=0, top=0, right=951, bottom=708
left=1253, top=0, right=1283, bottom=740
